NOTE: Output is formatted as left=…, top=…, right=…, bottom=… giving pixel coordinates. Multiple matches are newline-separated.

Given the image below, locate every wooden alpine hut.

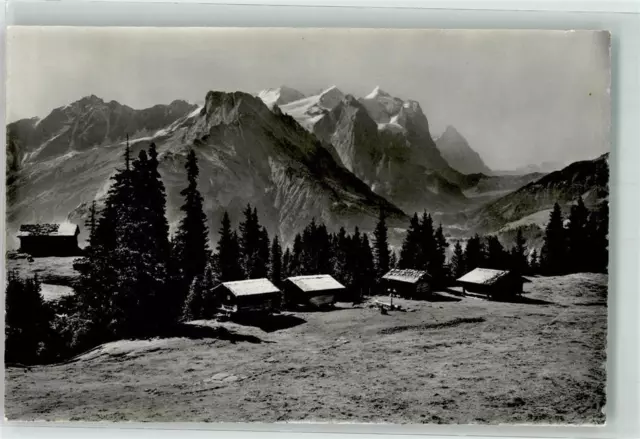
left=17, top=223, right=82, bottom=257
left=283, top=274, right=346, bottom=308
left=214, top=278, right=281, bottom=316
left=456, top=268, right=523, bottom=299
left=380, top=269, right=432, bottom=299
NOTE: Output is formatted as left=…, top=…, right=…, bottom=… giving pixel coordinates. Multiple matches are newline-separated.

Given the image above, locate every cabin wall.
left=382, top=279, right=431, bottom=299
left=19, top=236, right=81, bottom=257
left=283, top=283, right=343, bottom=308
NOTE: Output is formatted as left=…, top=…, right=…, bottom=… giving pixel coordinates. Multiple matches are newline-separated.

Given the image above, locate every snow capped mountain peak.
left=257, top=86, right=305, bottom=109
left=317, top=85, right=345, bottom=109
left=365, top=86, right=391, bottom=99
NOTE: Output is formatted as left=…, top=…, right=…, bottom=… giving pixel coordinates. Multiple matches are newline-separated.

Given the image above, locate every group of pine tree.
left=5, top=139, right=608, bottom=364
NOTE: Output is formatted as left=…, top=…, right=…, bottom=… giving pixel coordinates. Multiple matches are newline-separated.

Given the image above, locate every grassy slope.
left=5, top=273, right=607, bottom=424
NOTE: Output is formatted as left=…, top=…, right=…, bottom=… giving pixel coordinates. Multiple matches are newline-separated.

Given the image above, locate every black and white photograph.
left=4, top=27, right=610, bottom=424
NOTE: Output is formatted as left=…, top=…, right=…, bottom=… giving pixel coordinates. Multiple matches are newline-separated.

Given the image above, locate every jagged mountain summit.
left=259, top=85, right=467, bottom=214
left=277, top=85, right=346, bottom=131
left=6, top=96, right=197, bottom=176
left=256, top=86, right=306, bottom=109
left=435, top=125, right=493, bottom=176
left=6, top=91, right=407, bottom=247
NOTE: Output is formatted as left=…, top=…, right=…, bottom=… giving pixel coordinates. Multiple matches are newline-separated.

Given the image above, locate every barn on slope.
left=18, top=223, right=81, bottom=257
left=214, top=278, right=281, bottom=316
left=456, top=268, right=523, bottom=299
left=381, top=269, right=431, bottom=299
left=283, top=275, right=346, bottom=308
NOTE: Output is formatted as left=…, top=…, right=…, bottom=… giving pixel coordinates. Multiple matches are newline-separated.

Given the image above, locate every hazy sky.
left=6, top=27, right=610, bottom=170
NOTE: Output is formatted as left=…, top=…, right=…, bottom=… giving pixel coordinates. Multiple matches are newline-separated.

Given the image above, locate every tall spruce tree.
left=256, top=227, right=271, bottom=279
left=511, top=228, right=529, bottom=276
left=239, top=204, right=261, bottom=278
left=215, top=212, right=243, bottom=282
left=282, top=247, right=292, bottom=279
left=464, top=234, right=486, bottom=271
left=85, top=201, right=98, bottom=249
left=540, top=202, right=566, bottom=275
left=332, top=227, right=350, bottom=286
left=451, top=241, right=466, bottom=279
left=529, top=249, right=539, bottom=274
left=485, top=235, right=507, bottom=269
left=174, top=149, right=210, bottom=290
left=389, top=251, right=398, bottom=269
left=358, top=233, right=376, bottom=298
left=419, top=211, right=436, bottom=271
left=399, top=213, right=421, bottom=269
left=430, top=224, right=449, bottom=285
left=270, top=236, right=283, bottom=286
left=373, top=209, right=391, bottom=279
left=289, top=234, right=304, bottom=276
left=567, top=197, right=590, bottom=272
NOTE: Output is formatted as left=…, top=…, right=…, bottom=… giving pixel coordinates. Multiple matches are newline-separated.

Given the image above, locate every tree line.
left=447, top=198, right=609, bottom=279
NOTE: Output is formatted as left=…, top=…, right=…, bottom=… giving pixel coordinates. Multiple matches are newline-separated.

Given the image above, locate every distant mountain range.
left=462, top=153, right=609, bottom=234
left=493, top=161, right=566, bottom=176
left=434, top=126, right=493, bottom=176
left=6, top=85, right=608, bottom=248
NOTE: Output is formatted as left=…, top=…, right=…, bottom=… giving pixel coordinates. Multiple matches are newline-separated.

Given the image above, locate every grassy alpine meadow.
left=5, top=273, right=607, bottom=424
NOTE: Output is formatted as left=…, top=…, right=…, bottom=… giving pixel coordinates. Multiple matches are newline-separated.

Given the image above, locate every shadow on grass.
left=492, top=295, right=556, bottom=306
left=159, top=323, right=266, bottom=344
left=425, top=292, right=462, bottom=303
left=230, top=313, right=307, bottom=333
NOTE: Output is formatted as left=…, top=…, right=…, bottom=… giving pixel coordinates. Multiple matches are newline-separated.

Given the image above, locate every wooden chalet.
left=456, top=268, right=523, bottom=299
left=214, top=278, right=281, bottom=316
left=283, top=274, right=346, bottom=308
left=17, top=223, right=81, bottom=257
left=381, top=269, right=431, bottom=299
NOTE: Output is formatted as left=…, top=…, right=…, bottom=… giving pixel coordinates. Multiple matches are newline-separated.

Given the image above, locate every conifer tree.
left=215, top=212, right=243, bottom=281
left=451, top=241, right=466, bottom=279
left=529, top=249, right=539, bottom=274
left=332, top=227, right=350, bottom=286
left=430, top=224, right=449, bottom=285
left=5, top=272, right=50, bottom=364
left=270, top=235, right=283, bottom=286
left=419, top=211, right=436, bottom=271
left=174, top=149, right=210, bottom=288
left=282, top=247, right=292, bottom=279
left=399, top=213, right=421, bottom=269
left=540, top=202, right=566, bottom=275
left=389, top=251, right=398, bottom=269
left=486, top=235, right=507, bottom=269
left=567, top=197, right=590, bottom=272
left=256, top=226, right=271, bottom=279
left=464, top=234, right=486, bottom=271
left=239, top=204, right=262, bottom=278
left=511, top=228, right=529, bottom=276
left=289, top=234, right=304, bottom=276
left=85, top=200, right=98, bottom=250
left=373, top=209, right=391, bottom=279
left=358, top=233, right=376, bottom=298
